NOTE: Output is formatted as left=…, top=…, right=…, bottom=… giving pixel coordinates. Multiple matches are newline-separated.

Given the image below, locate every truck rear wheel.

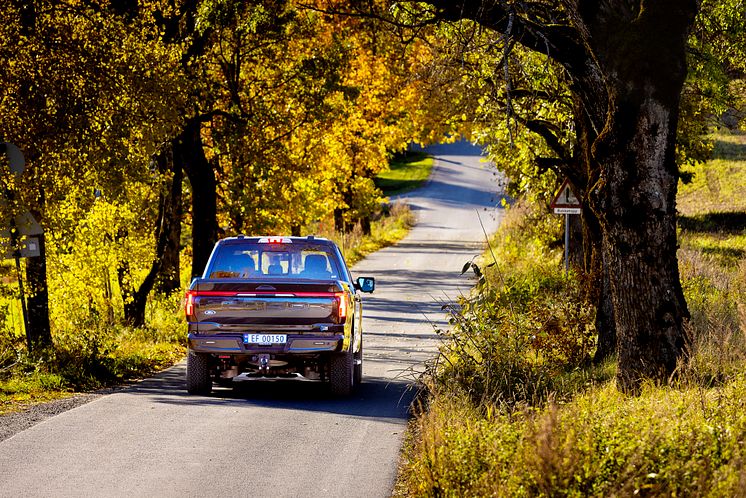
left=330, top=350, right=354, bottom=396
left=186, top=352, right=212, bottom=395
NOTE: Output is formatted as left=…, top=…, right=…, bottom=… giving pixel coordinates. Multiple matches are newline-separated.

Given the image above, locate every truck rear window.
left=206, top=242, right=343, bottom=280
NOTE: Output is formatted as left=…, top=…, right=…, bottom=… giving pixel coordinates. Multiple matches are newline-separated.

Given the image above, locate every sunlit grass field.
left=375, top=151, right=434, bottom=196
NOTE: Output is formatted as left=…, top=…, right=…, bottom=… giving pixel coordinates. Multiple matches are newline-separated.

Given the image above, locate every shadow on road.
left=403, top=178, right=501, bottom=209
left=419, top=140, right=486, bottom=156
left=121, top=365, right=418, bottom=421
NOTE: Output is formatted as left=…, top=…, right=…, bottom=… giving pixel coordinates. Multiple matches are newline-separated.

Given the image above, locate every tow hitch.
left=258, top=354, right=271, bottom=373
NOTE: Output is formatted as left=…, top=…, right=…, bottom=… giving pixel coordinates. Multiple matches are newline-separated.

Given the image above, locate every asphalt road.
left=0, top=141, right=503, bottom=498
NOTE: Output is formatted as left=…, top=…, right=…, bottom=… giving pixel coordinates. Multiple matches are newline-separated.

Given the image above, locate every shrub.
left=431, top=203, right=597, bottom=412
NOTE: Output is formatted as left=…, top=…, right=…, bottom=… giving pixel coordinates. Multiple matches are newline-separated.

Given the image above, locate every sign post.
left=1, top=142, right=41, bottom=347
left=550, top=178, right=581, bottom=276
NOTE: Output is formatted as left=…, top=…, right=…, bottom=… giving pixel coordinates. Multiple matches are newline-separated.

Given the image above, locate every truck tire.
left=330, top=350, right=354, bottom=396
left=186, top=352, right=212, bottom=395
left=353, top=342, right=363, bottom=386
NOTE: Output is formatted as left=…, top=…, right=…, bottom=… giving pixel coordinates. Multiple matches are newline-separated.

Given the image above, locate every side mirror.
left=355, top=276, right=375, bottom=293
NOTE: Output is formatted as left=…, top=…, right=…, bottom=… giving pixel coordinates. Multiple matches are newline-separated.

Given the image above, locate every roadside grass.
left=401, top=375, right=746, bottom=497
left=375, top=151, right=434, bottom=196
left=334, top=203, right=415, bottom=266
left=0, top=203, right=415, bottom=415
left=0, top=292, right=186, bottom=416
left=396, top=130, right=746, bottom=496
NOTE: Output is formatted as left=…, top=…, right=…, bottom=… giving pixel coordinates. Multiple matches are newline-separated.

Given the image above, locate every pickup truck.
left=184, top=235, right=375, bottom=396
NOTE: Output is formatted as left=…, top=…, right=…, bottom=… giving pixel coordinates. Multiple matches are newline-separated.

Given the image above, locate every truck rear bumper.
left=188, top=333, right=344, bottom=354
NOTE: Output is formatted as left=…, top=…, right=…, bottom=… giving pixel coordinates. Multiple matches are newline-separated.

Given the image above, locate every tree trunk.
left=178, top=117, right=218, bottom=278
left=333, top=208, right=345, bottom=233
left=116, top=142, right=182, bottom=326
left=586, top=213, right=616, bottom=363
left=360, top=216, right=371, bottom=236
left=11, top=1, right=52, bottom=352
left=117, top=208, right=172, bottom=327
left=155, top=143, right=182, bottom=295
left=24, top=230, right=53, bottom=351
left=567, top=211, right=584, bottom=269
left=588, top=2, right=695, bottom=392
left=117, top=259, right=145, bottom=327
left=593, top=254, right=616, bottom=363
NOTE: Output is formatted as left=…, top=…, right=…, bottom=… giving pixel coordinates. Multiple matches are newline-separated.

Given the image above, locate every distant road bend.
left=0, top=141, right=503, bottom=497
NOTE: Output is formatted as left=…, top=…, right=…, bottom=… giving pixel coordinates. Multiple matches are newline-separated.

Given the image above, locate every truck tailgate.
left=186, top=279, right=347, bottom=333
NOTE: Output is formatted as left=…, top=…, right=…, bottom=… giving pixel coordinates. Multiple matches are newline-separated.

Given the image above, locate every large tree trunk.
left=588, top=1, right=695, bottom=392
left=178, top=118, right=218, bottom=278
left=586, top=214, right=616, bottom=363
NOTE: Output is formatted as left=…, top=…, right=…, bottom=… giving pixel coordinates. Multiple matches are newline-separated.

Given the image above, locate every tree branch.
left=514, top=115, right=572, bottom=163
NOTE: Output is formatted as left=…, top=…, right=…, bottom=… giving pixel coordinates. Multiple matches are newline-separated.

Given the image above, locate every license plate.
left=243, top=333, right=287, bottom=345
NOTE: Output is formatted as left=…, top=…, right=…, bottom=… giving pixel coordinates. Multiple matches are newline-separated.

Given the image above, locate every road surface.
left=0, top=141, right=503, bottom=497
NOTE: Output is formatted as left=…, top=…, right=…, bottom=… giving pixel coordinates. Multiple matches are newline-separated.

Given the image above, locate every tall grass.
left=309, top=202, right=414, bottom=266
left=402, top=377, right=746, bottom=497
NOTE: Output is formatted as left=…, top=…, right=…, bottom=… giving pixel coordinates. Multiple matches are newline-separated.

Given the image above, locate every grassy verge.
left=0, top=204, right=415, bottom=415
left=0, top=292, right=186, bottom=415
left=396, top=130, right=746, bottom=496
left=375, top=150, right=434, bottom=196
left=333, top=203, right=415, bottom=266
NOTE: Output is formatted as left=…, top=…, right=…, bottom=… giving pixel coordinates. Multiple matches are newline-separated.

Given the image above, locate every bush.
left=430, top=204, right=597, bottom=412
left=403, top=378, right=746, bottom=496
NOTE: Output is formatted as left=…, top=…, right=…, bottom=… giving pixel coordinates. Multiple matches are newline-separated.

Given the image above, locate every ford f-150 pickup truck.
left=185, top=235, right=375, bottom=396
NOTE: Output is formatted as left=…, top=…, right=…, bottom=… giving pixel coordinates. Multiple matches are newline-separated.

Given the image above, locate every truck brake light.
left=335, top=292, right=348, bottom=322
left=259, top=237, right=292, bottom=244
left=185, top=291, right=195, bottom=318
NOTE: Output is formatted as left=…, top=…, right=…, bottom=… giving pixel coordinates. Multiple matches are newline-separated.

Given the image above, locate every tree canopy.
left=1, top=0, right=743, bottom=393
left=0, top=0, right=438, bottom=344
left=386, top=0, right=744, bottom=392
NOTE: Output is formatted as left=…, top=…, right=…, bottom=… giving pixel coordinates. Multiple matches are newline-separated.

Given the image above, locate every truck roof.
left=216, top=235, right=334, bottom=246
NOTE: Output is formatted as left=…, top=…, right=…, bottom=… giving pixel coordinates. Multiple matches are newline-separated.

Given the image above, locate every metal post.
left=564, top=213, right=570, bottom=277
left=14, top=252, right=30, bottom=349
left=9, top=221, right=30, bottom=348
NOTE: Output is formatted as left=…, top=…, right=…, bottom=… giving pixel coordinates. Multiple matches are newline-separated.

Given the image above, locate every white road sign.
left=550, top=178, right=582, bottom=214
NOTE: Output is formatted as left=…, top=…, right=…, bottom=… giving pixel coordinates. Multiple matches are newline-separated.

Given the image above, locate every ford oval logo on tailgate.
left=203, top=310, right=216, bottom=315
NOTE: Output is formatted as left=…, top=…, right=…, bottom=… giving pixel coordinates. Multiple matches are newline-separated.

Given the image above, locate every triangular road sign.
left=550, top=178, right=581, bottom=214
left=551, top=178, right=580, bottom=207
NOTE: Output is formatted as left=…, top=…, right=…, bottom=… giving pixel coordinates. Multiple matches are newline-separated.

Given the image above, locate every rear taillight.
left=185, top=291, right=195, bottom=318
left=335, top=292, right=348, bottom=322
